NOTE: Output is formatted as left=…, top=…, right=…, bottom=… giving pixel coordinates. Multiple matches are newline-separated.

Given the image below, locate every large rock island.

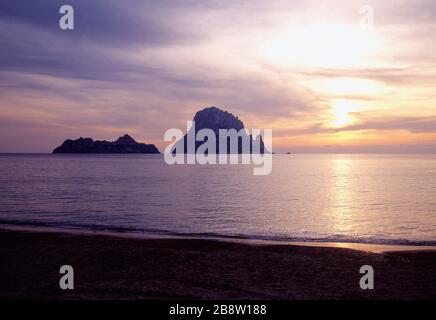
left=52, top=134, right=160, bottom=154
left=172, top=106, right=266, bottom=154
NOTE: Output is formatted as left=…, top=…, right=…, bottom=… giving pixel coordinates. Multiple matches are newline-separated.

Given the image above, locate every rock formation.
left=53, top=134, right=160, bottom=154
left=172, top=106, right=266, bottom=154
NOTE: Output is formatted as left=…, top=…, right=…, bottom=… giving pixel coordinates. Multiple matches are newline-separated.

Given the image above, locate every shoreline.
left=1, top=223, right=435, bottom=254
left=1, top=227, right=436, bottom=299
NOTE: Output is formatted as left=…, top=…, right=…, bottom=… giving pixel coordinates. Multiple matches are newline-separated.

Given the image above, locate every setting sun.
left=329, top=100, right=360, bottom=128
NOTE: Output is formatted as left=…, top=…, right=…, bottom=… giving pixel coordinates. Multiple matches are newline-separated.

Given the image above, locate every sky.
left=0, top=0, right=436, bottom=153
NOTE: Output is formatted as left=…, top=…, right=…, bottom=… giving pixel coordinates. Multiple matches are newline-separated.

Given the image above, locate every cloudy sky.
left=1, top=0, right=436, bottom=152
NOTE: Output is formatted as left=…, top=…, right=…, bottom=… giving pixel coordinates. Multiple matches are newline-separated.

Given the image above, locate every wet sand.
left=0, top=228, right=435, bottom=300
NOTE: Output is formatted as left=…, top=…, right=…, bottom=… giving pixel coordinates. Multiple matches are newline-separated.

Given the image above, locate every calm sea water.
left=0, top=154, right=435, bottom=245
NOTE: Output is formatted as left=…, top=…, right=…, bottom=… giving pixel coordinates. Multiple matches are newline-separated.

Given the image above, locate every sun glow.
left=315, top=77, right=388, bottom=96
left=329, top=100, right=360, bottom=128
left=260, top=22, right=381, bottom=68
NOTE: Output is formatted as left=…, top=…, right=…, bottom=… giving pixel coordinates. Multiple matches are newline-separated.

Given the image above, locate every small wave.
left=1, top=218, right=435, bottom=247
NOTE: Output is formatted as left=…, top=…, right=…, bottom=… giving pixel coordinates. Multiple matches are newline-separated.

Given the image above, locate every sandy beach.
left=0, top=228, right=435, bottom=300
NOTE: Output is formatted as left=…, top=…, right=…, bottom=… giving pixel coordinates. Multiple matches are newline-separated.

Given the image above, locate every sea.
left=0, top=153, right=435, bottom=245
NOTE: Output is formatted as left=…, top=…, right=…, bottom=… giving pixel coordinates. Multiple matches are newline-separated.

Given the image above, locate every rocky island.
left=172, top=106, right=266, bottom=154
left=52, top=134, right=160, bottom=154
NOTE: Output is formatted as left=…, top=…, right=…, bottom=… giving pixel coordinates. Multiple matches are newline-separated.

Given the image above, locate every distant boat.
left=285, top=152, right=291, bottom=155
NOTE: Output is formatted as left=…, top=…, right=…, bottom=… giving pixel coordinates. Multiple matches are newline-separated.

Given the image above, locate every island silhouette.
left=53, top=107, right=268, bottom=154
left=52, top=134, right=160, bottom=154
left=171, top=106, right=266, bottom=154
